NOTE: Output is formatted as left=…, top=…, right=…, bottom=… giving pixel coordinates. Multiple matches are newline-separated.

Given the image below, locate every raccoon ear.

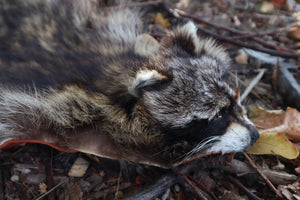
left=129, top=70, right=168, bottom=97
left=172, top=21, right=200, bottom=55
left=134, top=34, right=161, bottom=57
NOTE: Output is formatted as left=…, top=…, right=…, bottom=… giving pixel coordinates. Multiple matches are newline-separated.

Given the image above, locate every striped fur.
left=0, top=0, right=259, bottom=165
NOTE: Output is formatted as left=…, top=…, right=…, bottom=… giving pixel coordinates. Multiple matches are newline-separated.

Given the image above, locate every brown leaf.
left=251, top=107, right=300, bottom=142
left=270, top=0, right=287, bottom=9
left=39, top=182, right=47, bottom=193
left=287, top=26, right=300, bottom=41
left=250, top=107, right=284, bottom=130
left=235, top=50, right=248, bottom=64
left=248, top=107, right=300, bottom=159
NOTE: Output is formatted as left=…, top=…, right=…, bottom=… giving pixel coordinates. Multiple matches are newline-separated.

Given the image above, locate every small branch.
left=243, top=152, right=284, bottom=199
left=227, top=175, right=264, bottom=200
left=35, top=179, right=66, bottom=200
left=240, top=69, right=266, bottom=102
left=188, top=176, right=218, bottom=200
left=109, top=0, right=166, bottom=8
left=231, top=28, right=283, bottom=40
left=121, top=174, right=177, bottom=200
left=114, top=170, right=122, bottom=200
left=173, top=168, right=208, bottom=200
left=42, top=147, right=55, bottom=200
left=163, top=6, right=299, bottom=59
left=197, top=26, right=299, bottom=58
left=172, top=8, right=295, bottom=52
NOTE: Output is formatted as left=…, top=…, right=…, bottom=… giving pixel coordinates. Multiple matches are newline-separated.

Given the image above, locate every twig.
left=229, top=72, right=261, bottom=100
left=163, top=6, right=299, bottom=59
left=240, top=69, right=266, bottom=102
left=114, top=170, right=122, bottom=200
left=188, top=176, right=218, bottom=200
left=231, top=29, right=281, bottom=40
left=173, top=168, right=208, bottom=200
left=42, top=147, right=55, bottom=200
left=196, top=26, right=299, bottom=59
left=243, top=152, right=284, bottom=199
left=35, top=179, right=66, bottom=200
left=172, top=8, right=295, bottom=52
left=109, top=0, right=166, bottom=8
left=226, top=175, right=264, bottom=200
left=121, top=174, right=177, bottom=200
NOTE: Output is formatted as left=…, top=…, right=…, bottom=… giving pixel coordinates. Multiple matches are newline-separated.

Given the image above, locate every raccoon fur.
left=0, top=0, right=259, bottom=166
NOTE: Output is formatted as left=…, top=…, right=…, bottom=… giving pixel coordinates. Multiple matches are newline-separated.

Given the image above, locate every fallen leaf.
left=281, top=108, right=300, bottom=141
left=68, top=157, right=90, bottom=177
left=154, top=13, right=171, bottom=28
left=39, top=182, right=47, bottom=193
left=260, top=1, right=275, bottom=13
left=250, top=107, right=284, bottom=129
left=247, top=132, right=299, bottom=159
left=270, top=0, right=287, bottom=9
left=287, top=26, right=300, bottom=41
left=250, top=107, right=300, bottom=142
left=232, top=15, right=241, bottom=27
left=235, top=50, right=248, bottom=64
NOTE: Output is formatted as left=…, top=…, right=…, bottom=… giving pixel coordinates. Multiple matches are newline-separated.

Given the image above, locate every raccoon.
left=0, top=0, right=259, bottom=167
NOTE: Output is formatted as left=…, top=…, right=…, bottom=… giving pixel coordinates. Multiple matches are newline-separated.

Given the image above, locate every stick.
left=121, top=174, right=177, bottom=200
left=35, top=179, right=66, bottom=200
left=240, top=69, right=266, bottom=102
left=173, top=168, right=208, bottom=200
left=226, top=175, right=264, bottom=200
left=163, top=6, right=299, bottom=59
left=243, top=152, right=284, bottom=199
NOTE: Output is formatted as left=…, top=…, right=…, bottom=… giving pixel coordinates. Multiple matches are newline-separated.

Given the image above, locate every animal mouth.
left=180, top=122, right=260, bottom=163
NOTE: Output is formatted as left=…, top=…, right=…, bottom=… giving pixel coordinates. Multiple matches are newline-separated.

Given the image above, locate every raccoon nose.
left=250, top=128, right=259, bottom=146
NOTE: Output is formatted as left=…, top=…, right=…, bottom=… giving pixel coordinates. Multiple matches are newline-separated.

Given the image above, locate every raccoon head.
left=129, top=21, right=259, bottom=159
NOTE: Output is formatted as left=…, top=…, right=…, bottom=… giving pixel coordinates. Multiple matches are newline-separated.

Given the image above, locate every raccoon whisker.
left=180, top=136, right=220, bottom=161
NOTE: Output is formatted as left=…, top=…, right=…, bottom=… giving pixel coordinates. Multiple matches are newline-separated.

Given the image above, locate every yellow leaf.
left=247, top=132, right=299, bottom=159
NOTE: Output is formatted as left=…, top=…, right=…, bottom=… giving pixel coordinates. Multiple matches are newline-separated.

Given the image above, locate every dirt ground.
left=1, top=0, right=300, bottom=199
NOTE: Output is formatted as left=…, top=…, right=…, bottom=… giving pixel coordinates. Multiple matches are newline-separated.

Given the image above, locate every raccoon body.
left=0, top=0, right=259, bottom=166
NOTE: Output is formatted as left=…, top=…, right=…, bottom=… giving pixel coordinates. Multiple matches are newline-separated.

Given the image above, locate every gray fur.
left=0, top=0, right=259, bottom=165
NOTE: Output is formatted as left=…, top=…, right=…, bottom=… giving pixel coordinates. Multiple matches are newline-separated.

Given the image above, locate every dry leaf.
left=154, top=13, right=171, bottom=28
left=250, top=107, right=284, bottom=129
left=260, top=1, right=275, bottom=13
left=232, top=16, right=241, bottom=26
left=252, top=107, right=300, bottom=142
left=287, top=26, right=300, bottom=41
left=68, top=157, right=89, bottom=177
left=248, top=107, right=300, bottom=159
left=270, top=0, right=287, bottom=9
left=247, top=132, right=299, bottom=159
left=235, top=50, right=248, bottom=64
left=39, top=182, right=47, bottom=193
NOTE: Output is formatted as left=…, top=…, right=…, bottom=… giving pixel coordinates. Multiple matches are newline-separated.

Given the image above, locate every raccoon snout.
left=249, top=127, right=259, bottom=146
left=207, top=122, right=259, bottom=153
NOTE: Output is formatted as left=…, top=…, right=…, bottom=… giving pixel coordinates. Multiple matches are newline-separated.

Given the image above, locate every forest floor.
left=1, top=0, right=300, bottom=199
